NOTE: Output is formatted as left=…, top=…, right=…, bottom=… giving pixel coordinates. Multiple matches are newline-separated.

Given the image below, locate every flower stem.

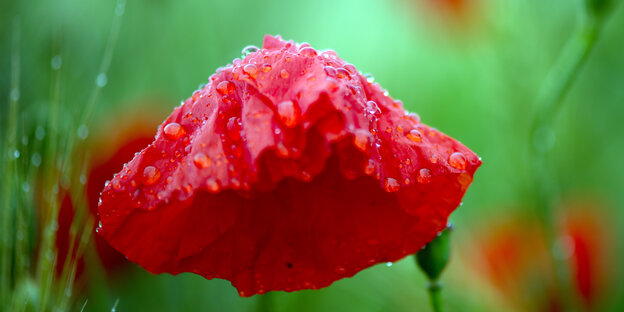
left=528, top=4, right=607, bottom=230
left=527, top=4, right=613, bottom=310
left=256, top=292, right=274, bottom=312
left=427, top=281, right=444, bottom=312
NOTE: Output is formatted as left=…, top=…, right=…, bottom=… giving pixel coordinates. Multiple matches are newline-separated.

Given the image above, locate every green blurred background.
left=1, top=0, right=623, bottom=311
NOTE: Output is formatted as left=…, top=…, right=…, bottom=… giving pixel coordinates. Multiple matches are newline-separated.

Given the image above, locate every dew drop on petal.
left=241, top=45, right=259, bottom=57
left=336, top=68, right=350, bottom=79
left=206, top=178, right=220, bottom=193
left=277, top=100, right=300, bottom=128
left=112, top=180, right=122, bottom=191
left=417, top=168, right=432, bottom=184
left=163, top=122, right=185, bottom=140
left=366, top=101, right=381, bottom=115
left=364, top=159, right=376, bottom=175
left=216, top=81, right=234, bottom=95
left=143, top=166, right=161, bottom=185
left=457, top=172, right=473, bottom=187
left=406, top=129, right=422, bottom=143
left=193, top=153, right=211, bottom=168
left=280, top=69, right=290, bottom=79
left=131, top=189, right=145, bottom=208
left=405, top=112, right=420, bottom=124
left=353, top=130, right=371, bottom=152
left=227, top=117, right=242, bottom=140
left=261, top=64, right=272, bottom=72
left=449, top=152, right=467, bottom=170
left=334, top=265, right=346, bottom=275
left=324, top=66, right=337, bottom=77
left=299, top=47, right=317, bottom=58
left=243, top=64, right=259, bottom=79
left=384, top=178, right=400, bottom=192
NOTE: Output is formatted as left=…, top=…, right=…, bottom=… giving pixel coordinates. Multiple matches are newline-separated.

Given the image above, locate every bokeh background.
left=1, top=0, right=623, bottom=311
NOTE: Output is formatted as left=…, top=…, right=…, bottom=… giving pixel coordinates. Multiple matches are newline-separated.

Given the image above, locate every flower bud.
left=416, top=224, right=453, bottom=282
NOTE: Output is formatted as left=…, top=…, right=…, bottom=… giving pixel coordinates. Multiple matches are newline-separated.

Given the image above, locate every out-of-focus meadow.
left=1, top=0, right=623, bottom=311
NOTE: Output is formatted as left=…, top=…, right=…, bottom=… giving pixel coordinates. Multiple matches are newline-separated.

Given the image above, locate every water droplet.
left=342, top=64, right=355, bottom=74
left=280, top=69, right=290, bottom=79
left=277, top=100, right=300, bottom=128
left=386, top=262, right=393, bottom=267
left=299, top=170, right=312, bottom=182
left=10, top=88, right=20, bottom=102
left=142, top=166, right=161, bottom=185
left=112, top=180, right=122, bottom=191
left=299, top=47, right=317, bottom=57
left=206, top=178, right=220, bottom=193
left=35, top=125, right=45, bottom=140
left=336, top=68, right=350, bottom=79
left=95, top=73, right=108, bottom=87
left=131, top=189, right=145, bottom=208
left=384, top=178, right=400, bottom=192
left=241, top=45, right=259, bottom=57
left=417, top=168, right=432, bottom=184
left=334, top=265, right=346, bottom=275
left=77, top=124, right=89, bottom=139
left=12, top=149, right=20, bottom=159
left=227, top=117, right=242, bottom=140
left=364, top=73, right=375, bottom=83
left=163, top=122, right=185, bottom=140
left=216, top=80, right=234, bottom=95
left=449, top=152, right=467, bottom=170
left=324, top=66, right=337, bottom=77
left=406, top=129, right=422, bottom=143
left=364, top=159, right=376, bottom=175
left=243, top=64, right=258, bottom=79
left=457, top=172, right=472, bottom=187
left=51, top=55, right=62, bottom=70
left=261, top=63, right=272, bottom=72
left=193, top=153, right=211, bottom=168
left=21, top=182, right=30, bottom=193
left=405, top=112, right=420, bottom=124
left=430, top=154, right=439, bottom=164
left=353, top=130, right=371, bottom=152
left=275, top=142, right=289, bottom=158
left=365, top=101, right=381, bottom=115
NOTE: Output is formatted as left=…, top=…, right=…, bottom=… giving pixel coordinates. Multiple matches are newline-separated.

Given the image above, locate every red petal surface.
left=97, top=35, right=481, bottom=296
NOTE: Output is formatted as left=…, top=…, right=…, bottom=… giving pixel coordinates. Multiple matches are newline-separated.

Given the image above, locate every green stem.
left=256, top=292, right=274, bottom=312
left=528, top=7, right=606, bottom=231
left=527, top=5, right=611, bottom=310
left=427, top=281, right=443, bottom=312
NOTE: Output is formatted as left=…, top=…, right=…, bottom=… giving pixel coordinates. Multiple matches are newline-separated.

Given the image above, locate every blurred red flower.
left=97, top=35, right=481, bottom=296
left=55, top=102, right=164, bottom=279
left=467, top=199, right=614, bottom=311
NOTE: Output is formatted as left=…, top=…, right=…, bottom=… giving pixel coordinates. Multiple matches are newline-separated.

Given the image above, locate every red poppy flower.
left=466, top=199, right=614, bottom=310
left=97, top=35, right=481, bottom=296
left=55, top=103, right=164, bottom=278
